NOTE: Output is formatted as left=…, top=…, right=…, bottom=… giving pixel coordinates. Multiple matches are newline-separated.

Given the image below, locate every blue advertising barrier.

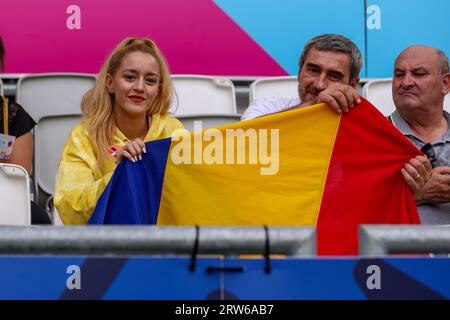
left=0, top=256, right=448, bottom=300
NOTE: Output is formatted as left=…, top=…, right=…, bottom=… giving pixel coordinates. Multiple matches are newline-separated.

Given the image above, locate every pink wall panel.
left=0, top=0, right=286, bottom=75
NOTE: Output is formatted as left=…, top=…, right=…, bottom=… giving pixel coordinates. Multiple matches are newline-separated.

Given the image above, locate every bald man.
left=390, top=45, right=450, bottom=224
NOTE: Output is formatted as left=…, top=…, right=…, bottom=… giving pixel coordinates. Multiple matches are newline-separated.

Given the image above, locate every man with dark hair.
left=241, top=34, right=362, bottom=120
left=390, top=45, right=450, bottom=223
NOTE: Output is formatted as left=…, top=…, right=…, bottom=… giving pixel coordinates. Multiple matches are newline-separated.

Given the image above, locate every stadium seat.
left=362, top=78, right=450, bottom=116
left=16, top=73, right=96, bottom=122
left=0, top=163, right=31, bottom=225
left=170, top=75, right=237, bottom=115
left=249, top=76, right=298, bottom=103
left=176, top=114, right=241, bottom=132
left=356, top=78, right=369, bottom=95
left=34, top=114, right=83, bottom=202
left=52, top=207, right=64, bottom=225
left=15, top=73, right=96, bottom=209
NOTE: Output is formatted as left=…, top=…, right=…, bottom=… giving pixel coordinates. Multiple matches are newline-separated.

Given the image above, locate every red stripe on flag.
left=317, top=98, right=421, bottom=256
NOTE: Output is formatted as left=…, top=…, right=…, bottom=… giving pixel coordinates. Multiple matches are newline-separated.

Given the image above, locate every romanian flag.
left=89, top=98, right=421, bottom=255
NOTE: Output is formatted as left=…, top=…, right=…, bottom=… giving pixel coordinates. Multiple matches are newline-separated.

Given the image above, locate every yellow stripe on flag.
left=157, top=103, right=341, bottom=226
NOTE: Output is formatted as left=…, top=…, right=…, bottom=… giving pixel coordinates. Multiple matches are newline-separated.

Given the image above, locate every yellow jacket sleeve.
left=54, top=124, right=115, bottom=224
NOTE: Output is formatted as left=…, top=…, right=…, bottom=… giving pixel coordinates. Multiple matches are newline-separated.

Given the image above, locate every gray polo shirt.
left=389, top=110, right=450, bottom=224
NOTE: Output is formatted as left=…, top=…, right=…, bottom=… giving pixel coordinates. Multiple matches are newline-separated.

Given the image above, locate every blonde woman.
left=54, top=37, right=183, bottom=224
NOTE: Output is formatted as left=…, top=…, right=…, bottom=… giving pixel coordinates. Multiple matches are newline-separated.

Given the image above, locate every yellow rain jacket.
left=54, top=114, right=183, bottom=224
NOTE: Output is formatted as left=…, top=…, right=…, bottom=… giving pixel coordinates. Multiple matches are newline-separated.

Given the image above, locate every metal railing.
left=0, top=225, right=316, bottom=256
left=359, top=225, right=450, bottom=256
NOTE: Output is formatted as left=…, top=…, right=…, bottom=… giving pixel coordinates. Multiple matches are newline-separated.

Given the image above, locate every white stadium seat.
left=16, top=73, right=96, bottom=210
left=0, top=163, right=31, bottom=225
left=170, top=75, right=237, bottom=115
left=16, top=73, right=96, bottom=122
left=34, top=114, right=83, bottom=199
left=249, top=76, right=298, bottom=103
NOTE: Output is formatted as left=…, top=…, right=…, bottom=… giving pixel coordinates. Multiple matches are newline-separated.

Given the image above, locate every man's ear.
left=106, top=74, right=114, bottom=94
left=442, top=73, right=450, bottom=96
left=350, top=77, right=360, bottom=88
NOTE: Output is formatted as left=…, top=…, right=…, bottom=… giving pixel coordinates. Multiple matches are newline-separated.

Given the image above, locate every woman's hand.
left=112, top=138, right=147, bottom=162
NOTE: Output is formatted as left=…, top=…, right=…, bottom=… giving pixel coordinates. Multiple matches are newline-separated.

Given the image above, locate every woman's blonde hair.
left=81, top=37, right=173, bottom=163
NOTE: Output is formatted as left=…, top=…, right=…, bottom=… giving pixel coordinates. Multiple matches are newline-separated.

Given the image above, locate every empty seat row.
left=9, top=74, right=450, bottom=120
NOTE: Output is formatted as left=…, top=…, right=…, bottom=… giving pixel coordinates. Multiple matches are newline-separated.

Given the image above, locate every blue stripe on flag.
left=88, top=138, right=172, bottom=224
